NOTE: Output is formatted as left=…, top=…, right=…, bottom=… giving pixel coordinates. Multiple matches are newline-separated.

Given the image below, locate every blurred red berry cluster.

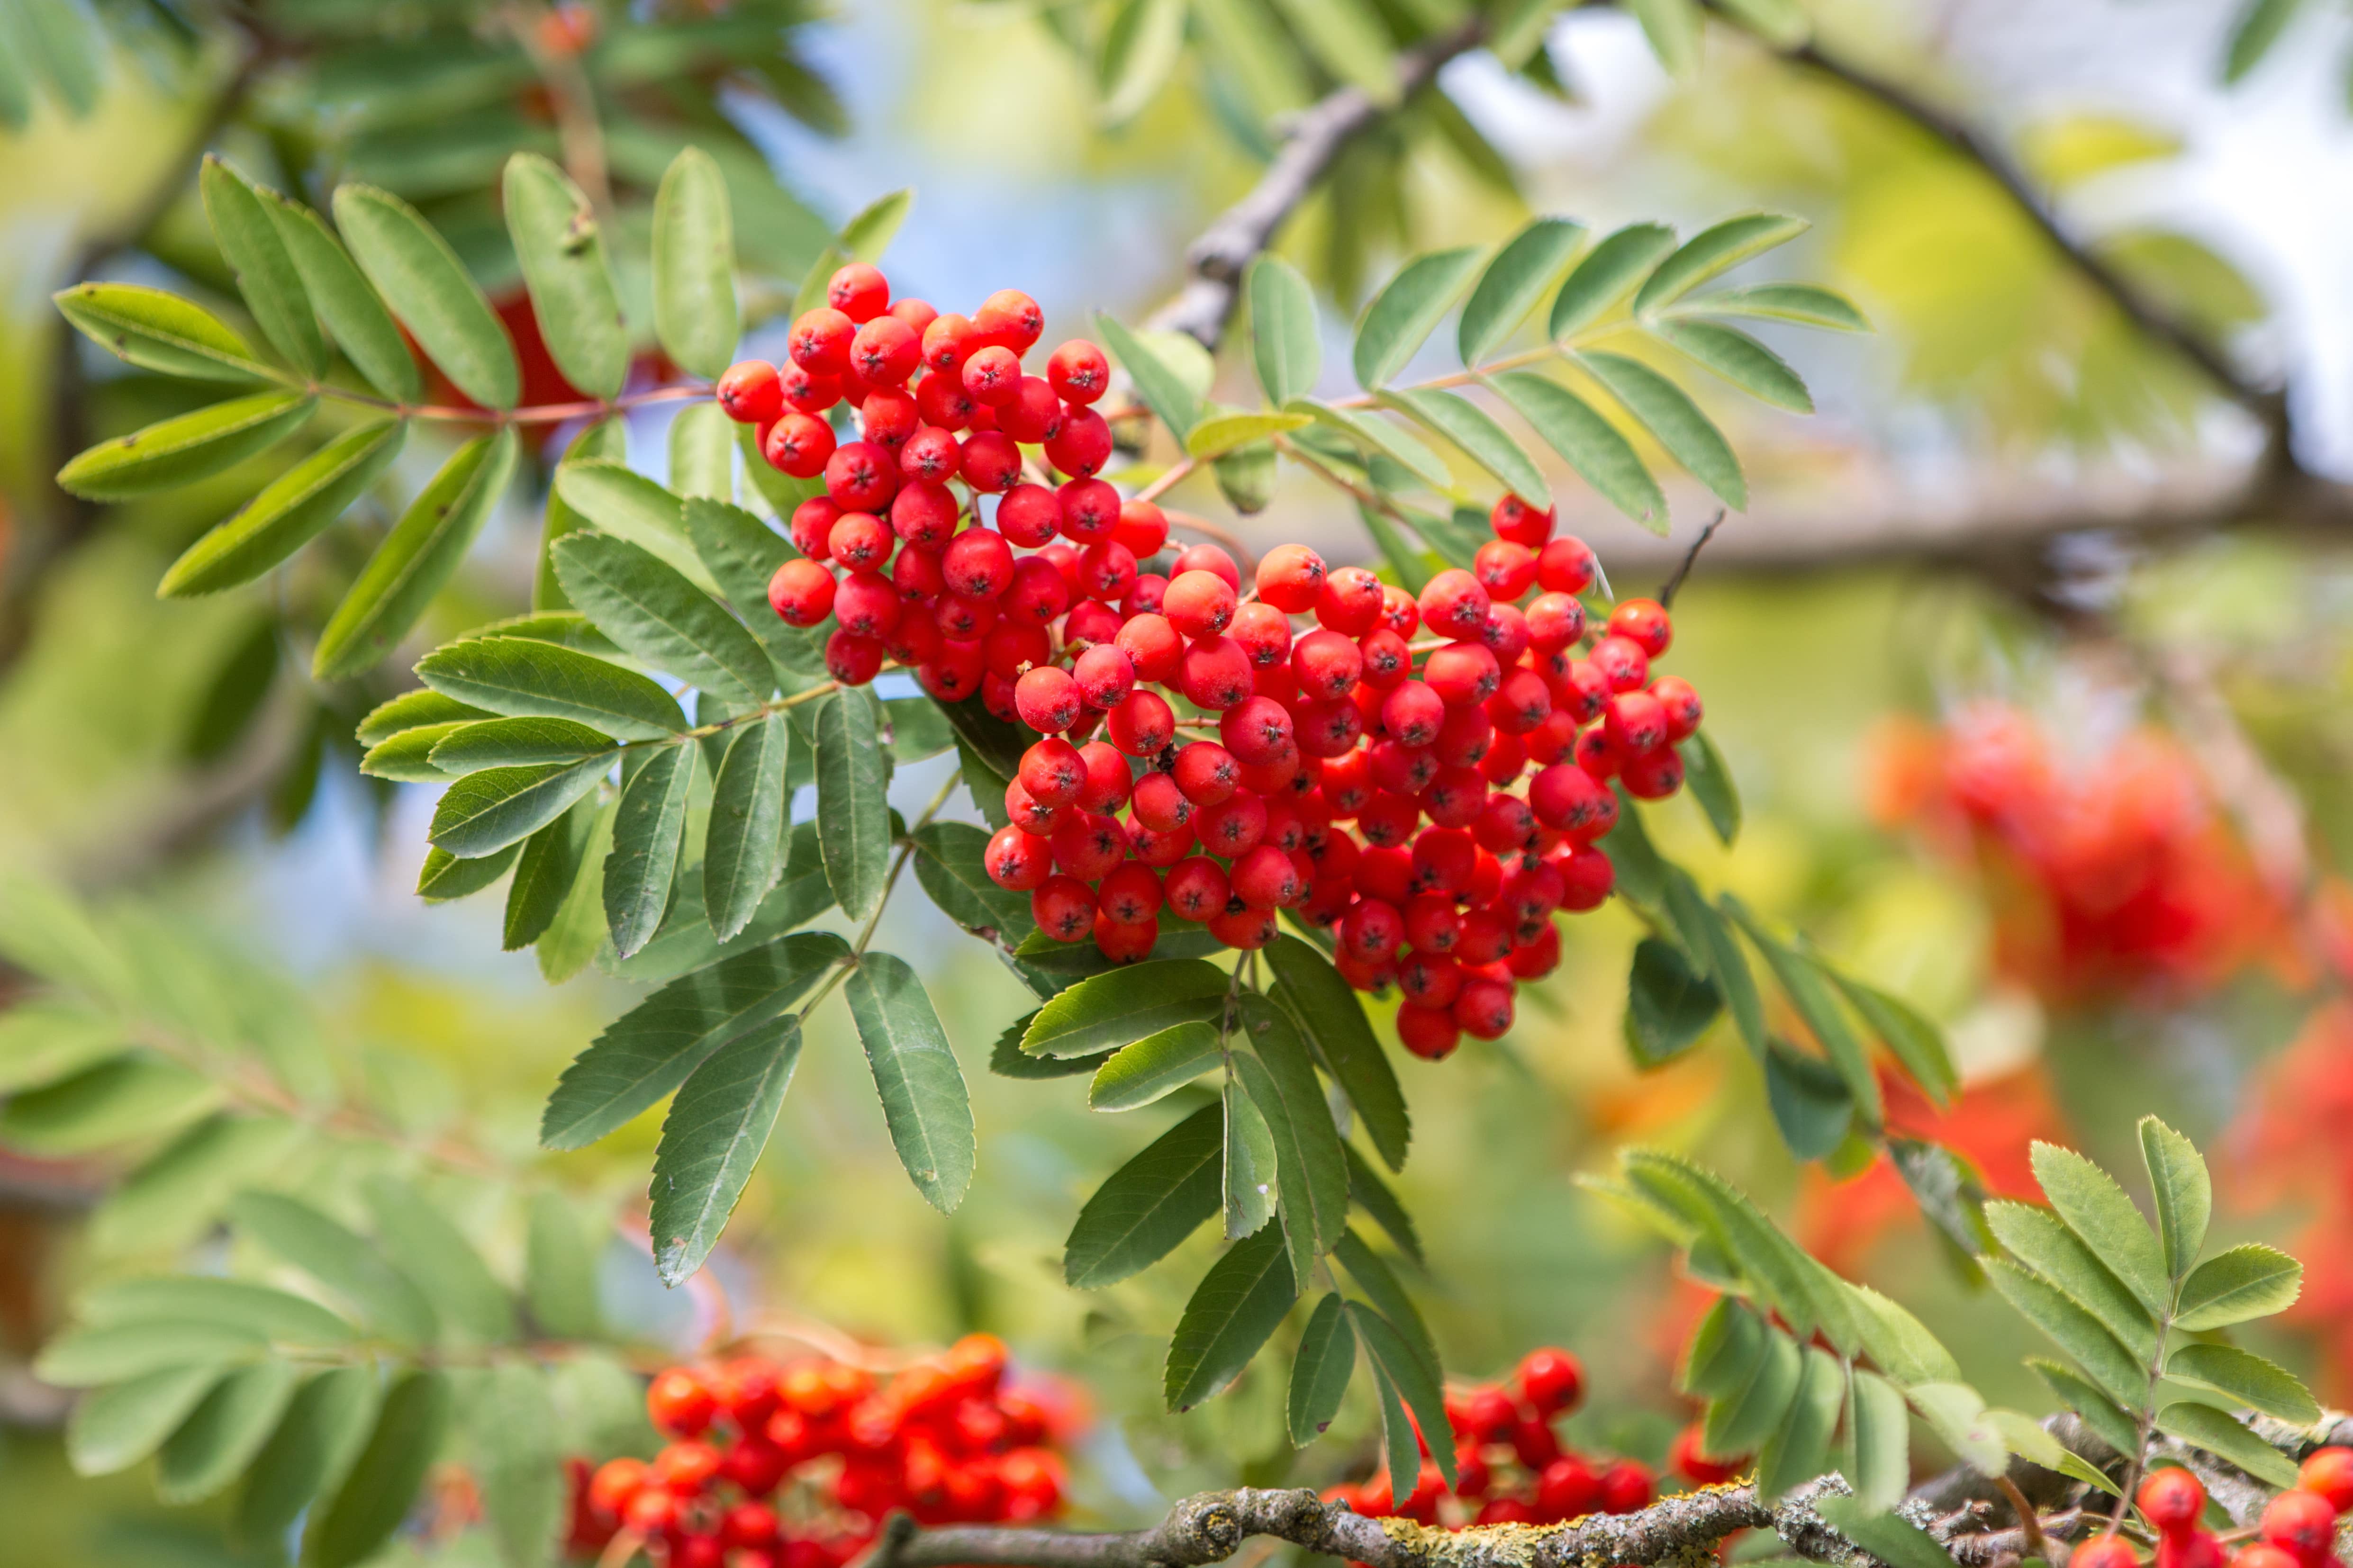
left=564, top=1335, right=1070, bottom=1567
left=1867, top=704, right=2281, bottom=1004
left=2233, top=999, right=2353, bottom=1402
left=719, top=264, right=1712, bottom=1056
left=2072, top=1455, right=2353, bottom=1568
left=1322, top=1347, right=1739, bottom=1534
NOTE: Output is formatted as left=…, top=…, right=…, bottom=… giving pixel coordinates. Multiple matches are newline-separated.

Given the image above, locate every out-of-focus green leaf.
left=1098, top=310, right=1203, bottom=438
left=67, top=1365, right=230, bottom=1478
left=1248, top=255, right=1321, bottom=406
left=1653, top=319, right=1814, bottom=412
left=1550, top=224, right=1677, bottom=340
left=264, top=191, right=424, bottom=402
left=2224, top=0, right=2306, bottom=84
left=2155, top=1403, right=2299, bottom=1487
left=477, top=1362, right=562, bottom=1568
left=335, top=183, right=520, bottom=408
left=362, top=1175, right=516, bottom=1345
left=234, top=1367, right=379, bottom=1550
left=1763, top=1039, right=1853, bottom=1160
left=229, top=1192, right=438, bottom=1345
left=653, top=147, right=742, bottom=379
left=55, top=282, right=272, bottom=383
left=201, top=158, right=328, bottom=376
left=1098, top=0, right=1186, bottom=124
left=1188, top=410, right=1313, bottom=459
left=306, top=1369, right=452, bottom=1568
left=1268, top=0, right=1398, bottom=101
left=1637, top=214, right=1810, bottom=316
left=1625, top=936, right=1719, bottom=1063
left=1682, top=282, right=1867, bottom=332
left=156, top=1360, right=302, bottom=1505
left=1289, top=398, right=1451, bottom=489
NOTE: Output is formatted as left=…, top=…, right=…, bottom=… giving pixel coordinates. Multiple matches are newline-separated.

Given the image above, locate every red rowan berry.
left=1412, top=827, right=1477, bottom=894
left=1454, top=976, right=1514, bottom=1039
left=1019, top=738, right=1086, bottom=808
left=1316, top=566, right=1385, bottom=635
left=890, top=295, right=938, bottom=333
left=937, top=591, right=999, bottom=641
left=1198, top=791, right=1269, bottom=857
left=1053, top=479, right=1116, bottom=544
left=883, top=481, right=953, bottom=550
left=764, top=412, right=836, bottom=477
left=2073, top=1541, right=2140, bottom=1568
left=1130, top=770, right=1193, bottom=833
left=1180, top=635, right=1254, bottom=710
left=1166, top=856, right=1230, bottom=920
left=1652, top=675, right=1703, bottom=740
left=961, top=344, right=1022, bottom=406
left=1382, top=682, right=1446, bottom=747
left=1032, top=876, right=1096, bottom=942
left=1047, top=339, right=1110, bottom=404
left=1622, top=746, right=1683, bottom=800
left=852, top=315, right=920, bottom=386
left=833, top=570, right=901, bottom=641
left=767, top=559, right=835, bottom=627
left=1598, top=1459, right=1651, bottom=1514
left=1113, top=499, right=1169, bottom=558
left=1356, top=628, right=1409, bottom=690
left=790, top=307, right=855, bottom=375
left=1229, top=603, right=1290, bottom=670
left=717, top=360, right=784, bottom=424
left=1065, top=597, right=1122, bottom=646
left=1357, top=792, right=1418, bottom=848
left=960, top=431, right=1023, bottom=492
left=898, top=424, right=960, bottom=484
left=1164, top=569, right=1238, bottom=638
left=1221, top=695, right=1296, bottom=765
left=2141, top=1469, right=2208, bottom=1536
left=1517, top=1347, right=1582, bottom=1413
left=1575, top=728, right=1621, bottom=781
left=1207, top=906, right=1276, bottom=949
left=2264, top=1490, right=2338, bottom=1565
left=1294, top=699, right=1364, bottom=757
left=1068, top=740, right=1127, bottom=811
left=1174, top=741, right=1240, bottom=805
left=1422, top=766, right=1487, bottom=829
left=998, top=376, right=1064, bottom=442
left=1069, top=643, right=1132, bottom=710
left=1255, top=544, right=1327, bottom=613
left=1483, top=731, right=1529, bottom=783
left=1418, top=568, right=1492, bottom=640
left=1231, top=843, right=1302, bottom=909
left=981, top=485, right=1051, bottom=550
left=1110, top=612, right=1178, bottom=684
left=973, top=288, right=1044, bottom=353
left=1397, top=1003, right=1460, bottom=1060
left=1237, top=750, right=1301, bottom=796
left=1129, top=818, right=1195, bottom=866
left=827, top=262, right=888, bottom=322
left=1047, top=407, right=1113, bottom=477
left=588, top=1456, right=650, bottom=1515
left=1103, top=688, right=1173, bottom=756
left=1536, top=535, right=1596, bottom=595
left=1289, top=628, right=1360, bottom=700
left=1124, top=573, right=1168, bottom=618
left=922, top=312, right=973, bottom=372
left=780, top=360, right=840, bottom=415
left=2300, top=1448, right=2353, bottom=1513
left=1525, top=592, right=1584, bottom=653
left=915, top=367, right=976, bottom=429
left=1094, top=910, right=1158, bottom=961
left=823, top=629, right=885, bottom=685
left=1477, top=794, right=1538, bottom=854
left=826, top=510, right=890, bottom=571
left=788, top=496, right=841, bottom=560
left=862, top=387, right=919, bottom=449
left=1474, top=539, right=1538, bottom=601
left=1370, top=739, right=1439, bottom=798
left=1534, top=1455, right=1598, bottom=1521
left=824, top=441, right=899, bottom=511
left=1403, top=894, right=1461, bottom=954
left=1051, top=813, right=1126, bottom=881
left=1399, top=947, right=1463, bottom=1008
left=1483, top=602, right=1530, bottom=662
left=1590, top=634, right=1649, bottom=692
left=1557, top=845, right=1613, bottom=910
left=622, top=1486, right=680, bottom=1535
left=1014, top=666, right=1081, bottom=732
left=1341, top=897, right=1404, bottom=961
left=1609, top=596, right=1673, bottom=657
left=984, top=619, right=1050, bottom=679
left=1491, top=493, right=1555, bottom=547
left=1253, top=660, right=1299, bottom=706
left=1605, top=690, right=1669, bottom=755
left=648, top=1369, right=716, bottom=1436
left=985, top=825, right=1052, bottom=891
left=1424, top=641, right=1502, bottom=707
left=1490, top=667, right=1554, bottom=734
left=887, top=613, right=943, bottom=667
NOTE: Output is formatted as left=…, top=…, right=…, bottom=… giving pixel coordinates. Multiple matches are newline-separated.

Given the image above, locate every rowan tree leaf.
left=2174, top=1243, right=2302, bottom=1330
left=1756, top=1343, right=1843, bottom=1499
left=553, top=530, right=771, bottom=704
left=67, top=1364, right=230, bottom=1477
left=652, top=1017, right=804, bottom=1284
left=525, top=1191, right=606, bottom=1340
left=362, top=1174, right=517, bottom=1344
left=1164, top=1225, right=1297, bottom=1411
left=416, top=635, right=683, bottom=740
left=1065, top=1102, right=1224, bottom=1287
left=1096, top=310, right=1202, bottom=438
left=334, top=183, right=519, bottom=408
left=1985, top=1256, right=2148, bottom=1407
left=1097, top=0, right=1187, bottom=125
left=264, top=192, right=424, bottom=402
left=36, top=1320, right=268, bottom=1387
left=1460, top=217, right=1585, bottom=364
left=703, top=717, right=789, bottom=944
left=2028, top=1357, right=2141, bottom=1460
left=56, top=389, right=316, bottom=501
left=1376, top=387, right=1550, bottom=507
left=1681, top=281, right=1866, bottom=331
left=228, top=1192, right=438, bottom=1346
left=427, top=756, right=612, bottom=859
left=357, top=688, right=493, bottom=747
left=1813, top=1496, right=1956, bottom=1568
left=54, top=281, right=272, bottom=383
left=1268, top=0, right=1399, bottom=102
left=1343, top=1143, right=1422, bottom=1266
left=1238, top=995, right=1348, bottom=1258
left=1984, top=1199, right=2159, bottom=1361
left=1264, top=937, right=1408, bottom=1171
left=1653, top=319, right=1814, bottom=412
left=1222, top=1072, right=1277, bottom=1241
left=199, top=156, right=328, bottom=375
left=1625, top=936, right=1720, bottom=1063
left=156, top=1359, right=301, bottom=1505
left=1635, top=214, right=1810, bottom=316
left=1840, top=1367, right=1911, bottom=1513
left=305, top=1368, right=452, bottom=1568
left=1764, top=1038, right=1853, bottom=1160
left=1351, top=1298, right=1456, bottom=1488
left=1829, top=971, right=1957, bottom=1106
left=1088, top=1022, right=1222, bottom=1110
left=2166, top=1343, right=2319, bottom=1423
left=159, top=420, right=406, bottom=597
left=2155, top=1401, right=2300, bottom=1487
left=232, top=1366, right=380, bottom=1550
left=1022, top=958, right=1229, bottom=1059
left=1288, top=398, right=1452, bottom=489
left=477, top=1362, right=563, bottom=1568
left=1681, top=1297, right=1766, bottom=1398
left=1287, top=1292, right=1357, bottom=1446
left=315, top=426, right=519, bottom=679
left=1248, top=255, right=1321, bottom=406
left=1705, top=1325, right=1800, bottom=1458
left=2031, top=1141, right=2170, bottom=1316
left=845, top=953, right=975, bottom=1214
left=604, top=742, right=697, bottom=960
left=77, top=1277, right=354, bottom=1347
left=504, top=152, right=628, bottom=399
left=1580, top=349, right=1748, bottom=510
left=1549, top=223, right=1677, bottom=339
left=1489, top=370, right=1663, bottom=528
left=2139, top=1116, right=2212, bottom=1282
left=1353, top=246, right=1484, bottom=387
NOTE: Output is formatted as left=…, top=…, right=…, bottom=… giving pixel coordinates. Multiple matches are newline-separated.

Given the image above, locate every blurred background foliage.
left=8, top=0, right=2353, bottom=1562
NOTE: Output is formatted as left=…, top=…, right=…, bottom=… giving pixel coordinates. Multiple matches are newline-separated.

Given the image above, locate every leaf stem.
left=790, top=772, right=962, bottom=1021
left=315, top=381, right=711, bottom=426
left=1135, top=458, right=1196, bottom=504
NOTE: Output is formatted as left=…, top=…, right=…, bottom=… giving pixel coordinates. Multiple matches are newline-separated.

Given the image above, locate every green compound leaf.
left=1376, top=386, right=1549, bottom=507
left=1489, top=369, right=1662, bottom=527
left=844, top=953, right=976, bottom=1214
left=2155, top=1401, right=2299, bottom=1487
left=156, top=1359, right=302, bottom=1505
left=553, top=530, right=772, bottom=705
left=427, top=756, right=612, bottom=859
left=653, top=148, right=740, bottom=379
left=2139, top=1115, right=2212, bottom=1282
left=704, top=716, right=789, bottom=944
left=1265, top=936, right=1409, bottom=1172
left=652, top=1017, right=804, bottom=1284
left=1580, top=349, right=1747, bottom=510
left=1652, top=319, right=1814, bottom=412
left=1353, top=246, right=1484, bottom=388
left=1165, top=1225, right=1296, bottom=1411
left=1460, top=217, right=1584, bottom=364
left=604, top=741, right=698, bottom=960
left=1022, top=958, right=1229, bottom=1059
left=228, top=1192, right=438, bottom=1346
left=1286, top=1292, right=1357, bottom=1446
left=1065, top=1102, right=1223, bottom=1288
left=1248, top=254, right=1321, bottom=406
left=1549, top=223, right=1677, bottom=340
left=264, top=191, right=424, bottom=403
left=814, top=692, right=892, bottom=920
left=1088, top=1022, right=1222, bottom=1111
left=2030, top=1140, right=2170, bottom=1316
left=1635, top=213, right=1810, bottom=316
left=2166, top=1343, right=2320, bottom=1424
left=2175, top=1242, right=2303, bottom=1330
left=304, top=1369, right=452, bottom=1568
left=416, top=635, right=684, bottom=740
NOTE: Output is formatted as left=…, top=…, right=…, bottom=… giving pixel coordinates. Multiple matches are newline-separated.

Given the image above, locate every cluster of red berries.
left=562, top=1336, right=1068, bottom=1568
left=2072, top=1451, right=2352, bottom=1568
left=1324, top=1347, right=1707, bottom=1530
left=717, top=264, right=1709, bottom=1059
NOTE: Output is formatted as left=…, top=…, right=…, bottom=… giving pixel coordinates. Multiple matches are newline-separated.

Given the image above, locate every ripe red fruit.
left=1231, top=601, right=1293, bottom=669
left=1590, top=633, right=1650, bottom=693
left=2161, top=1534, right=2225, bottom=1568
left=1536, top=534, right=1596, bottom=594
left=1598, top=1459, right=1651, bottom=1514
left=1382, top=683, right=1446, bottom=748
left=824, top=441, right=899, bottom=511
left=1107, top=689, right=1176, bottom=756
left=1164, top=570, right=1239, bottom=638
left=833, top=571, right=901, bottom=640
left=1534, top=1455, right=1599, bottom=1521
left=1474, top=539, right=1538, bottom=601
left=588, top=1455, right=650, bottom=1514
left=1609, top=596, right=1673, bottom=657
left=1207, top=905, right=1276, bottom=949
left=1418, top=568, right=1492, bottom=640
left=767, top=559, right=836, bottom=627
left=1019, top=739, right=1086, bottom=809
left=1651, top=675, right=1704, bottom=739
left=1073, top=643, right=1136, bottom=710
left=1256, top=543, right=1328, bottom=612
left=1179, top=636, right=1254, bottom=710
left=2140, top=1468, right=2207, bottom=1537
left=1316, top=566, right=1385, bottom=635
left=998, top=377, right=1065, bottom=442
left=1048, top=339, right=1110, bottom=404
left=1669, top=1422, right=1744, bottom=1485
left=1172, top=542, right=1241, bottom=589
left=827, top=262, right=889, bottom=322
left=789, top=307, right=855, bottom=375
left=1517, top=1346, right=1583, bottom=1414
left=781, top=361, right=841, bottom=414
left=827, top=510, right=891, bottom=570
left=2239, top=1549, right=2306, bottom=1568
left=1424, top=641, right=1502, bottom=708
left=1094, top=911, right=1158, bottom=962
left=1558, top=845, right=1614, bottom=910
left=1491, top=493, right=1555, bottom=546
left=916, top=369, right=976, bottom=428
left=1047, top=408, right=1113, bottom=477
left=1031, top=877, right=1096, bottom=942
left=647, top=1369, right=716, bottom=1436
left=2299, top=1447, right=2353, bottom=1513
left=1197, top=792, right=1268, bottom=858
left=1525, top=592, right=1585, bottom=652
left=1220, top=695, right=1295, bottom=766
left=1173, top=742, right=1240, bottom=806
left=2073, top=1541, right=2141, bottom=1568
left=962, top=344, right=1023, bottom=405
left=851, top=315, right=921, bottom=386
left=861, top=387, right=918, bottom=448
left=824, top=629, right=885, bottom=685
left=973, top=288, right=1044, bottom=353
left=922, top=312, right=973, bottom=372
left=1166, top=856, right=1231, bottom=920
left=1622, top=746, right=1684, bottom=801
left=1397, top=1003, right=1460, bottom=1060
left=1131, top=770, right=1194, bottom=833
left=960, top=431, right=1023, bottom=492
left=1015, top=667, right=1082, bottom=732
left=1231, top=843, right=1303, bottom=909
left=2263, top=1490, right=2338, bottom=1564
left=1050, top=813, right=1125, bottom=881
left=717, top=360, right=784, bottom=423
left=1341, top=898, right=1404, bottom=961
left=1114, top=499, right=1170, bottom=557
left=763, top=412, right=836, bottom=477
left=984, top=825, right=1051, bottom=891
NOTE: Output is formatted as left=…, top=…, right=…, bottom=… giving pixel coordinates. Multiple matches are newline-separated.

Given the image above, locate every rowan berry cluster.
left=2070, top=1451, right=2353, bottom=1568
left=1327, top=1347, right=1706, bottom=1530
left=563, top=1335, right=1068, bottom=1568
left=722, top=264, right=1710, bottom=1057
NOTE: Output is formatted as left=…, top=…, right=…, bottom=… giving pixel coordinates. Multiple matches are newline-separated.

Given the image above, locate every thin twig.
left=1163, top=508, right=1254, bottom=571
left=1996, top=1475, right=2048, bottom=1561
left=1657, top=510, right=1727, bottom=609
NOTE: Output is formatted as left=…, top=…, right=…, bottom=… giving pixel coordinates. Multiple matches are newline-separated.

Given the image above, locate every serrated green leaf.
left=1985, top=1199, right=2158, bottom=1360
left=703, top=716, right=788, bottom=943
left=1374, top=385, right=1543, bottom=510
left=2155, top=1402, right=2300, bottom=1487
left=306, top=1368, right=452, bottom=1568
left=1333, top=1228, right=1437, bottom=1379
left=156, top=1359, right=302, bottom=1505
left=1188, top=409, right=1314, bottom=459
left=67, top=1364, right=230, bottom=1477
left=57, top=389, right=316, bottom=501
left=1223, top=1072, right=1277, bottom=1240
left=316, top=426, right=519, bottom=678
left=1023, top=958, right=1229, bottom=1059
left=504, top=153, right=627, bottom=400
left=1265, top=937, right=1410, bottom=1172
left=1624, top=936, right=1720, bottom=1064
left=1756, top=1343, right=1842, bottom=1499
left=1097, top=310, right=1202, bottom=438
left=365, top=724, right=464, bottom=783
left=417, top=634, right=683, bottom=739
left=234, top=1367, right=380, bottom=1550
left=1287, top=1293, right=1356, bottom=1446
left=358, top=688, right=493, bottom=747
left=554, top=531, right=771, bottom=704
left=2139, top=1117, right=2211, bottom=1283
left=604, top=741, right=697, bottom=959
left=1249, top=255, right=1321, bottom=407
left=1706, top=1324, right=1800, bottom=1457
left=201, top=158, right=328, bottom=376
left=1288, top=397, right=1452, bottom=489
left=814, top=692, right=892, bottom=920
left=1550, top=223, right=1677, bottom=339
left=427, top=755, right=612, bottom=859
left=2028, top=1357, right=2142, bottom=1460
left=1636, top=214, right=1810, bottom=316
left=1722, top=897, right=1881, bottom=1125
left=1487, top=369, right=1662, bottom=528
left=54, top=282, right=272, bottom=383
left=1653, top=319, right=1814, bottom=412
left=2167, top=1343, right=2319, bottom=1423
left=1985, top=1256, right=2148, bottom=1407
left=1342, top=1143, right=1422, bottom=1266
left=2174, top=1243, right=2302, bottom=1330
left=1813, top=1496, right=1954, bottom=1568
left=1764, top=1038, right=1853, bottom=1160
left=1351, top=1298, right=1455, bottom=1488
left=334, top=183, right=518, bottom=409
left=1849, top=1281, right=1964, bottom=1386
left=431, top=716, right=616, bottom=775
left=652, top=1016, right=803, bottom=1284
left=1354, top=247, right=1485, bottom=388
left=417, top=842, right=518, bottom=901
left=362, top=1175, right=517, bottom=1344
left=263, top=191, right=423, bottom=403
left=845, top=953, right=974, bottom=1214
left=1461, top=217, right=1585, bottom=364
left=1066, top=1102, right=1223, bottom=1287
left=1907, top=1380, right=2007, bottom=1476
left=2031, top=1141, right=2169, bottom=1315
left=159, top=420, right=406, bottom=597
left=1089, top=1022, right=1222, bottom=1110
left=1579, top=349, right=1747, bottom=510
left=1680, top=282, right=1866, bottom=332
left=1844, top=1367, right=1911, bottom=1513
left=1165, top=1225, right=1297, bottom=1411
left=1238, top=996, right=1347, bottom=1255
left=669, top=401, right=735, bottom=502
left=229, top=1192, right=438, bottom=1345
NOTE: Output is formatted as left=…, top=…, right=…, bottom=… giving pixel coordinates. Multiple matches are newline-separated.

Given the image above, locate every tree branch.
left=1147, top=19, right=1489, bottom=351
